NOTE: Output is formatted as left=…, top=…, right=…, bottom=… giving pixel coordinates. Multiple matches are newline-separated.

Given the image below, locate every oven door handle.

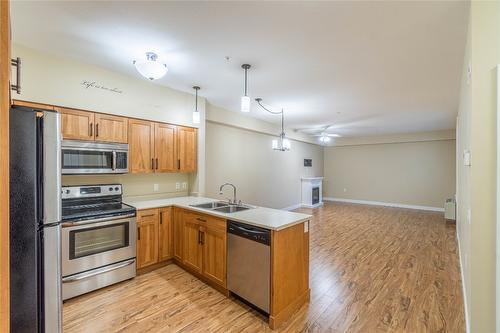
left=62, top=213, right=136, bottom=228
left=112, top=151, right=117, bottom=171
left=62, top=259, right=135, bottom=283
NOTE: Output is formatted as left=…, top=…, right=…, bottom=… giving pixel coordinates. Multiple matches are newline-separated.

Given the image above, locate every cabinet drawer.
left=138, top=209, right=159, bottom=223
left=183, top=210, right=226, bottom=231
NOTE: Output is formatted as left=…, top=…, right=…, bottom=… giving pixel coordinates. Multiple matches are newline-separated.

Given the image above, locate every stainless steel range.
left=61, top=184, right=136, bottom=300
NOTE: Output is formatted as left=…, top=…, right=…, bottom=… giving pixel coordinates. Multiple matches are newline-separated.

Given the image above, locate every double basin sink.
left=190, top=201, right=253, bottom=214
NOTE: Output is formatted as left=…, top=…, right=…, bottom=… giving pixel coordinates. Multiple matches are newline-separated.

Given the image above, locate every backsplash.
left=62, top=173, right=190, bottom=200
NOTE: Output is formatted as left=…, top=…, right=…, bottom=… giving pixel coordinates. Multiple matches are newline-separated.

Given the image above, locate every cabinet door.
left=58, top=107, right=94, bottom=141
left=177, top=126, right=197, bottom=172
left=183, top=220, right=202, bottom=273
left=136, top=209, right=159, bottom=269
left=202, top=222, right=227, bottom=287
left=173, top=208, right=183, bottom=261
left=94, top=113, right=128, bottom=143
left=128, top=119, right=155, bottom=173
left=154, top=123, right=177, bottom=172
left=158, top=207, right=173, bottom=261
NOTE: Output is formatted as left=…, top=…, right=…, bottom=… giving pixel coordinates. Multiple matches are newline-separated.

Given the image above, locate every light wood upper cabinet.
left=158, top=207, right=173, bottom=261
left=129, top=122, right=197, bottom=174
left=155, top=123, right=177, bottom=172
left=58, top=107, right=94, bottom=141
left=177, top=126, right=197, bottom=172
left=94, top=113, right=128, bottom=143
left=183, top=219, right=203, bottom=273
left=202, top=221, right=227, bottom=287
left=58, top=107, right=128, bottom=143
left=129, top=119, right=155, bottom=173
left=136, top=209, right=159, bottom=269
left=12, top=100, right=55, bottom=110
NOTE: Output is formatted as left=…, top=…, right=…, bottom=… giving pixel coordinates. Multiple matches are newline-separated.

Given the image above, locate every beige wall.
left=324, top=139, right=456, bottom=209
left=62, top=173, right=189, bottom=201
left=455, top=2, right=499, bottom=332
left=456, top=10, right=472, bottom=332
left=205, top=121, right=323, bottom=209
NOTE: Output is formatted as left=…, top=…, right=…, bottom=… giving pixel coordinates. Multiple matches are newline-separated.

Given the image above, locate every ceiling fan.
left=295, top=125, right=341, bottom=144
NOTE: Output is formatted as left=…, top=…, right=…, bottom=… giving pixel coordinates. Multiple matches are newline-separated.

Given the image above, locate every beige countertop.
left=123, top=196, right=312, bottom=231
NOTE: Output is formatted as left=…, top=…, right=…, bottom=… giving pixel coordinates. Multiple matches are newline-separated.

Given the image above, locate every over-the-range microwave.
left=61, top=140, right=128, bottom=174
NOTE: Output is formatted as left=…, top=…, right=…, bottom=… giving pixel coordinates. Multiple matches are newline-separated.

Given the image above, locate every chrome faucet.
left=219, top=183, right=238, bottom=205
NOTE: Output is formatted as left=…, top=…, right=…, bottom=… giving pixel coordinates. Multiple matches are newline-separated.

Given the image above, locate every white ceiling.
left=11, top=1, right=469, bottom=137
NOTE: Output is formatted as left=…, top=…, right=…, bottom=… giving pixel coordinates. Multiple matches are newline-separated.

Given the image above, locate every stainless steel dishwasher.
left=227, top=220, right=271, bottom=313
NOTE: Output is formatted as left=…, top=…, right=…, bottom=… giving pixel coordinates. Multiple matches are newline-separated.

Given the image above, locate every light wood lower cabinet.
left=158, top=207, right=173, bottom=261
left=177, top=209, right=227, bottom=288
left=136, top=209, right=159, bottom=269
left=136, top=208, right=173, bottom=270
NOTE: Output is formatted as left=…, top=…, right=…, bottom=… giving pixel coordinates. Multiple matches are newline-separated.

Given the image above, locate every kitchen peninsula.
left=125, top=196, right=312, bottom=329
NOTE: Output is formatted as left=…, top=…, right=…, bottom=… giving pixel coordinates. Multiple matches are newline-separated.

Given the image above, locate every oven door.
left=61, top=214, right=136, bottom=277
left=61, top=140, right=128, bottom=174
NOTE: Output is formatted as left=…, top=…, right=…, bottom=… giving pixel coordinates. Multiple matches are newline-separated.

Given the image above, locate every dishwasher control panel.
left=227, top=221, right=270, bottom=245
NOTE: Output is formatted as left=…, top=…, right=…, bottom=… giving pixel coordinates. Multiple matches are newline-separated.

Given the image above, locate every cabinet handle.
left=138, top=227, right=141, bottom=240
left=156, top=158, right=159, bottom=170
left=10, top=57, right=21, bottom=94
left=96, top=124, right=99, bottom=137
left=196, top=217, right=206, bottom=222
left=177, top=159, right=181, bottom=170
left=141, top=214, right=155, bottom=218
left=151, top=158, right=154, bottom=170
left=198, top=230, right=201, bottom=244
left=89, top=123, right=93, bottom=137
left=201, top=231, right=205, bottom=245
left=160, top=213, right=163, bottom=225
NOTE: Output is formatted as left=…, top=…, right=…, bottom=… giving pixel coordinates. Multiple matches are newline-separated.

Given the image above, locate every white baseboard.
left=456, top=231, right=470, bottom=333
left=282, top=203, right=303, bottom=211
left=323, top=197, right=444, bottom=212
left=301, top=202, right=324, bottom=209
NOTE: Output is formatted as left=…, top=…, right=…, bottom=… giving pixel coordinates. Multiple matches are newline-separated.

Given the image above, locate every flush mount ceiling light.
left=241, top=64, right=251, bottom=112
left=255, top=98, right=290, bottom=151
left=192, top=86, right=201, bottom=124
left=133, top=52, right=168, bottom=80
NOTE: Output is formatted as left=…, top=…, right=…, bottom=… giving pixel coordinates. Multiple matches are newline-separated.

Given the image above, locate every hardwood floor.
left=63, top=202, right=465, bottom=332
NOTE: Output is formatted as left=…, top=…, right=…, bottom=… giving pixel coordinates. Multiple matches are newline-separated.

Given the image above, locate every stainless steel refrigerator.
left=10, top=106, right=62, bottom=333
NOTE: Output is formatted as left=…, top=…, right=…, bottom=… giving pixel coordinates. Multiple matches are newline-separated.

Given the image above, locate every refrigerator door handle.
left=42, top=111, right=62, bottom=224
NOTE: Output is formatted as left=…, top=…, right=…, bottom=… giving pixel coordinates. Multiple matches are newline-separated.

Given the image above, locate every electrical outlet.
left=182, top=182, right=187, bottom=190
left=467, top=209, right=471, bottom=225
left=175, top=182, right=180, bottom=190
left=343, top=188, right=347, bottom=193
left=153, top=184, right=159, bottom=192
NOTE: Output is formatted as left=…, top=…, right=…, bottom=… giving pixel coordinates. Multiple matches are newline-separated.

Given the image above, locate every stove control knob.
left=115, top=187, right=119, bottom=191
left=64, top=189, right=70, bottom=194
left=109, top=187, right=113, bottom=191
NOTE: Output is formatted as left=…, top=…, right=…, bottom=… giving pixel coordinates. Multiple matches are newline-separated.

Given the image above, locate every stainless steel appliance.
left=61, top=184, right=136, bottom=300
left=10, top=106, right=62, bottom=332
left=61, top=140, right=128, bottom=174
left=227, top=221, right=271, bottom=313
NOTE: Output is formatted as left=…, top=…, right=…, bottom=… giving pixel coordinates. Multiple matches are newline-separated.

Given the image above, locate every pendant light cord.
left=255, top=98, right=286, bottom=136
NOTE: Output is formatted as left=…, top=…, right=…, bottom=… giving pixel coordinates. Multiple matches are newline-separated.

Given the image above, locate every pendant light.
left=241, top=64, right=251, bottom=112
left=256, top=98, right=291, bottom=151
left=192, top=86, right=200, bottom=124
left=133, top=52, right=168, bottom=80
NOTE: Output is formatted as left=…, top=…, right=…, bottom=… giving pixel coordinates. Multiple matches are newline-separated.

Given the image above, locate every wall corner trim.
left=281, top=203, right=303, bottom=211
left=456, top=231, right=471, bottom=333
left=323, top=197, right=444, bottom=212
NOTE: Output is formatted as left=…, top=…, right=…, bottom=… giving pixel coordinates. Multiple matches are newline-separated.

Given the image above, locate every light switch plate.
left=153, top=184, right=159, bottom=192
left=463, top=150, right=471, bottom=166
left=182, top=182, right=187, bottom=190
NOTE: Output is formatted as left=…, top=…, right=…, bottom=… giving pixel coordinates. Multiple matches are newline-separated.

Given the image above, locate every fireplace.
left=301, top=177, right=323, bottom=208
left=312, top=187, right=320, bottom=205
